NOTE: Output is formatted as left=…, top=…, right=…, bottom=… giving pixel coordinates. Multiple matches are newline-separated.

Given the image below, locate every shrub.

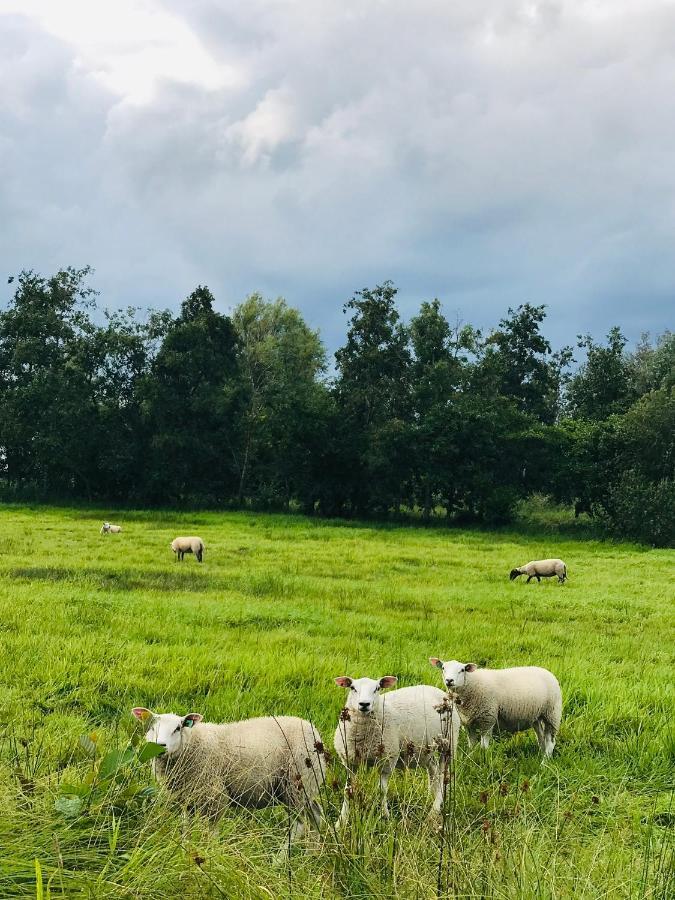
left=601, top=470, right=675, bottom=547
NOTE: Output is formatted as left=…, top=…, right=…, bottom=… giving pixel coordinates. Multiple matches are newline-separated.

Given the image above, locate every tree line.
left=0, top=268, right=672, bottom=545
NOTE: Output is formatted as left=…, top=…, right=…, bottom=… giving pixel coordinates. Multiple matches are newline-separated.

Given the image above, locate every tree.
left=409, top=301, right=477, bottom=517
left=0, top=268, right=104, bottom=497
left=333, top=282, right=413, bottom=514
left=141, top=286, right=240, bottom=503
left=232, top=293, right=327, bottom=508
left=566, top=327, right=636, bottom=420
left=629, top=331, right=675, bottom=396
left=476, top=304, right=570, bottom=424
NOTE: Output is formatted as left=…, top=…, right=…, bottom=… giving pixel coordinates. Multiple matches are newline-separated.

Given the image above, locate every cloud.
left=1, top=0, right=674, bottom=352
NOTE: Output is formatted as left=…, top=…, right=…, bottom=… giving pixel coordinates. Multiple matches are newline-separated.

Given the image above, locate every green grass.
left=0, top=504, right=672, bottom=898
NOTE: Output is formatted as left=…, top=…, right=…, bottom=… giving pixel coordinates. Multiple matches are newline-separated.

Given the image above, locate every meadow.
left=0, top=504, right=672, bottom=898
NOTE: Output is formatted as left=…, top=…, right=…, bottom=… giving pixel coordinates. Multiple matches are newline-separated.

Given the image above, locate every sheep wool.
left=171, top=536, right=204, bottom=562
left=333, top=677, right=460, bottom=825
left=510, top=558, right=567, bottom=583
left=100, top=522, right=122, bottom=534
left=430, top=660, right=562, bottom=757
left=134, top=709, right=327, bottom=853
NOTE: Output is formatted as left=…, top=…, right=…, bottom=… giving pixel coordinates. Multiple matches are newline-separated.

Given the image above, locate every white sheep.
left=509, top=558, right=567, bottom=583
left=132, top=707, right=327, bottom=854
left=429, top=658, right=562, bottom=757
left=171, top=536, right=204, bottom=562
left=100, top=522, right=122, bottom=534
left=333, top=676, right=460, bottom=826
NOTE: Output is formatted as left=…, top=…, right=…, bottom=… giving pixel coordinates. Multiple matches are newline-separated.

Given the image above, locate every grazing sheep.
left=171, top=536, right=204, bottom=562
left=333, top=676, right=460, bottom=826
left=100, top=522, right=122, bottom=534
left=429, top=658, right=562, bottom=757
left=509, top=558, right=567, bottom=583
left=132, top=707, right=327, bottom=854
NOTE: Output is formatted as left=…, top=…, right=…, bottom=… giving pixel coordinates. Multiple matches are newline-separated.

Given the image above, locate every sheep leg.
left=467, top=729, right=480, bottom=748
left=304, top=798, right=323, bottom=833
left=273, top=817, right=306, bottom=865
left=480, top=730, right=492, bottom=750
left=533, top=720, right=547, bottom=754
left=426, top=756, right=444, bottom=818
left=543, top=723, right=556, bottom=758
left=536, top=575, right=541, bottom=583
left=526, top=575, right=533, bottom=583
left=336, top=785, right=350, bottom=829
left=379, top=762, right=394, bottom=818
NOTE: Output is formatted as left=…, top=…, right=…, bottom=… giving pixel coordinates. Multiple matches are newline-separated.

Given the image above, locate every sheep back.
left=521, top=559, right=566, bottom=578
left=458, top=667, right=561, bottom=734
left=334, top=685, right=457, bottom=768
left=158, top=716, right=325, bottom=819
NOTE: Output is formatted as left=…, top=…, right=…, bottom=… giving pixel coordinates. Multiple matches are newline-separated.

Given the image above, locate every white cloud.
left=0, top=0, right=241, bottom=102
left=1, top=0, right=674, bottom=349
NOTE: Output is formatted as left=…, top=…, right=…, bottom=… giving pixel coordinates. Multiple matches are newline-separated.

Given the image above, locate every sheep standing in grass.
left=132, top=707, right=327, bottom=854
left=100, top=522, right=122, bottom=534
left=171, top=536, right=204, bottom=562
left=429, top=658, right=562, bottom=757
left=333, top=676, right=459, bottom=826
left=509, top=558, right=567, bottom=583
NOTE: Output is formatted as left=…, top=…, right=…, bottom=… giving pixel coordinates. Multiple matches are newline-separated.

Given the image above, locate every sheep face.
left=131, top=708, right=203, bottom=755
left=429, top=659, right=477, bottom=690
left=509, top=569, right=522, bottom=581
left=334, top=675, right=398, bottom=714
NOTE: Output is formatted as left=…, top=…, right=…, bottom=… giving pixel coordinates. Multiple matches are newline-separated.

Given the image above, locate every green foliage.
left=0, top=505, right=672, bottom=897
left=567, top=327, right=636, bottom=420
left=141, top=285, right=241, bottom=504
left=602, top=470, right=675, bottom=547
left=231, top=293, right=327, bottom=507
left=55, top=737, right=159, bottom=820
left=0, top=269, right=672, bottom=542
left=475, top=303, right=571, bottom=424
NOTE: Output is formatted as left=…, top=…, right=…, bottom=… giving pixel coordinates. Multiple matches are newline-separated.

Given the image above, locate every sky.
left=1, top=0, right=673, bottom=354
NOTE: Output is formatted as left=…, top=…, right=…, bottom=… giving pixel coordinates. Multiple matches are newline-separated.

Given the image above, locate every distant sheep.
left=132, top=707, right=326, bottom=855
left=171, top=536, right=204, bottom=562
left=430, top=658, right=562, bottom=757
left=510, top=558, right=567, bottom=583
left=100, top=522, right=122, bottom=534
left=333, top=675, right=460, bottom=826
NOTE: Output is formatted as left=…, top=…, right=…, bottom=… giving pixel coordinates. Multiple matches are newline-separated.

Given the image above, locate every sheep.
left=429, top=658, right=562, bottom=757
left=509, top=558, right=567, bottom=583
left=100, top=522, right=122, bottom=534
left=132, top=707, right=327, bottom=855
left=333, top=675, right=460, bottom=826
left=171, top=536, right=204, bottom=562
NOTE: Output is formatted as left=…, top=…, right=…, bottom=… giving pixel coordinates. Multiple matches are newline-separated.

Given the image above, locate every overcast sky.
left=1, top=0, right=673, bottom=353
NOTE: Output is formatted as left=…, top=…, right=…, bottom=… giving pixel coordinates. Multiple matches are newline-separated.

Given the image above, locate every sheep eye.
left=174, top=725, right=181, bottom=733
left=350, top=686, right=356, bottom=692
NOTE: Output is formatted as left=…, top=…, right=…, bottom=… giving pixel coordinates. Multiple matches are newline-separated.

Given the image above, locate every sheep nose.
left=358, top=702, right=370, bottom=711
left=445, top=679, right=454, bottom=687
left=157, top=742, right=167, bottom=748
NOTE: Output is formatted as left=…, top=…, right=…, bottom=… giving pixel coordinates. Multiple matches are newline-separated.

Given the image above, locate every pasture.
left=0, top=504, right=672, bottom=898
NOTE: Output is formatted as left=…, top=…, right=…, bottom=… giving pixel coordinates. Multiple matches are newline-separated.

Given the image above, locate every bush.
left=601, top=470, right=675, bottom=547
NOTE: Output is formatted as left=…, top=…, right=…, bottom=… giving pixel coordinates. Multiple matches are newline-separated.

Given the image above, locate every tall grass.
left=0, top=504, right=672, bottom=897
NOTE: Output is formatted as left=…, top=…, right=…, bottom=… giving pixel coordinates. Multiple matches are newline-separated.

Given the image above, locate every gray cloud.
left=1, top=1, right=674, bottom=354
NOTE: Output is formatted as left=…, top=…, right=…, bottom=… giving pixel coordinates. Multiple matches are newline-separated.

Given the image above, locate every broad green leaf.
left=138, top=742, right=166, bottom=763
left=54, top=796, right=84, bottom=818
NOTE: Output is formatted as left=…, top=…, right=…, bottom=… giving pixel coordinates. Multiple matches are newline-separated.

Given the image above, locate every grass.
left=0, top=503, right=672, bottom=898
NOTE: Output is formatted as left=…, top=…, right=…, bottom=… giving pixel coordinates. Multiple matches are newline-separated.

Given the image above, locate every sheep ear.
left=379, top=676, right=398, bottom=690
left=464, top=663, right=477, bottom=673
left=181, top=713, right=203, bottom=728
left=334, top=677, right=352, bottom=688
left=131, top=707, right=152, bottom=721
left=429, top=657, right=443, bottom=669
